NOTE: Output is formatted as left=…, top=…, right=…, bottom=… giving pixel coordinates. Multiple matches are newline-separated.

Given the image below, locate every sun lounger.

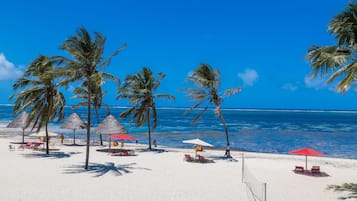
left=184, top=154, right=193, bottom=162
left=111, top=149, right=135, bottom=156
left=32, top=142, right=42, bottom=150
left=198, top=155, right=206, bottom=162
left=311, top=166, right=321, bottom=175
left=294, top=166, right=304, bottom=172
left=18, top=144, right=25, bottom=150
left=25, top=142, right=32, bottom=149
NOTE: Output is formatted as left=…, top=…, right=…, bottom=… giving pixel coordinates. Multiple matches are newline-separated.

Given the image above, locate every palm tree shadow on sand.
left=337, top=194, right=357, bottom=200
left=22, top=151, right=76, bottom=159
left=63, top=162, right=151, bottom=177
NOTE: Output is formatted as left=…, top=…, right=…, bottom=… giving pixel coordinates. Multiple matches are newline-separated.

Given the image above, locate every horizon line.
left=1, top=103, right=357, bottom=113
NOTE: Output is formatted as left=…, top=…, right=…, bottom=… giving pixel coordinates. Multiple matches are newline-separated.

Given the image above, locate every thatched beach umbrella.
left=95, top=114, right=127, bottom=135
left=7, top=111, right=29, bottom=143
left=95, top=115, right=127, bottom=150
left=60, top=113, right=86, bottom=144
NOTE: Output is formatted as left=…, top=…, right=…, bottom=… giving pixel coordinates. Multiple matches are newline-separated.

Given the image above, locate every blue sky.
left=0, top=0, right=356, bottom=110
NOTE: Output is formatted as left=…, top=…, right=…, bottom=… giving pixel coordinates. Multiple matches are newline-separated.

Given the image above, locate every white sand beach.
left=1, top=135, right=357, bottom=201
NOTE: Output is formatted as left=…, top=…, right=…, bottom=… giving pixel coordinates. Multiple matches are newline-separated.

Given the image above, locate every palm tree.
left=10, top=56, right=66, bottom=154
left=58, top=27, right=125, bottom=169
left=183, top=64, right=240, bottom=158
left=306, top=3, right=357, bottom=93
left=117, top=67, right=175, bottom=149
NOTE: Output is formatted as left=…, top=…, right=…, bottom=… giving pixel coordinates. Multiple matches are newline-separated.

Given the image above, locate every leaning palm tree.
left=10, top=56, right=66, bottom=154
left=58, top=27, right=125, bottom=169
left=117, top=67, right=175, bottom=149
left=306, top=3, right=357, bottom=93
left=183, top=64, right=241, bottom=158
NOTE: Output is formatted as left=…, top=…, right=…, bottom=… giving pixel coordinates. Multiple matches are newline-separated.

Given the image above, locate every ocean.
left=1, top=105, right=357, bottom=159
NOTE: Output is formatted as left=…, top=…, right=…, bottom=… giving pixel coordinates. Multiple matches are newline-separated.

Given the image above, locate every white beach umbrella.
left=182, top=138, right=214, bottom=147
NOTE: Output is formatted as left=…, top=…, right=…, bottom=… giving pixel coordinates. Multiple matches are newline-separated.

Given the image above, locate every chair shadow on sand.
left=63, top=162, right=151, bottom=177
left=293, top=170, right=330, bottom=177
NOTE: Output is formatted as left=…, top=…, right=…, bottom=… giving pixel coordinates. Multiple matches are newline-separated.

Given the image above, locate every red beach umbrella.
left=289, top=148, right=325, bottom=170
left=108, top=134, right=136, bottom=141
left=107, top=134, right=136, bottom=151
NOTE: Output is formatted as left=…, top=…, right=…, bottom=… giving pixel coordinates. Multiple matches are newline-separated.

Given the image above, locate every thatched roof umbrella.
left=7, top=111, right=29, bottom=143
left=60, top=113, right=86, bottom=144
left=95, top=114, right=127, bottom=135
left=95, top=115, right=127, bottom=150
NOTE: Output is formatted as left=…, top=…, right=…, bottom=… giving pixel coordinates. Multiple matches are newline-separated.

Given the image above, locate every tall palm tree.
left=306, top=3, right=357, bottom=93
left=117, top=67, right=175, bottom=149
left=184, top=64, right=240, bottom=158
left=58, top=27, right=125, bottom=169
left=10, top=56, right=66, bottom=154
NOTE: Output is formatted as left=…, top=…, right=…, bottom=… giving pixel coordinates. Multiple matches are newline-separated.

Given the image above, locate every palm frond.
left=192, top=106, right=208, bottom=124
left=307, top=46, right=351, bottom=77
left=156, top=94, right=176, bottom=101
left=99, top=43, right=127, bottom=68
left=328, top=3, right=357, bottom=48
left=224, top=87, right=242, bottom=97
left=329, top=62, right=357, bottom=93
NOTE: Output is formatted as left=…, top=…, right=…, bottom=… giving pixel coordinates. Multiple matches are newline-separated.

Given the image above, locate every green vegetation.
left=307, top=3, right=357, bottom=93
left=117, top=67, right=175, bottom=149
left=183, top=64, right=241, bottom=157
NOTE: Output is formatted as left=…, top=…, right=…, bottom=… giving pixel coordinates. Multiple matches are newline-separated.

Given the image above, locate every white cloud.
left=237, top=68, right=258, bottom=86
left=282, top=83, right=298, bottom=91
left=0, top=53, right=23, bottom=80
left=304, top=76, right=328, bottom=90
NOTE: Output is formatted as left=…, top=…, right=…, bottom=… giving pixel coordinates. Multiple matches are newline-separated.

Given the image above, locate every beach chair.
left=25, top=142, right=32, bottom=149
left=311, top=166, right=321, bottom=175
left=198, top=155, right=206, bottom=162
left=8, top=144, right=15, bottom=151
left=294, top=166, right=304, bottom=173
left=121, top=149, right=129, bottom=156
left=32, top=142, right=42, bottom=150
left=184, top=154, right=193, bottom=162
left=18, top=144, right=25, bottom=151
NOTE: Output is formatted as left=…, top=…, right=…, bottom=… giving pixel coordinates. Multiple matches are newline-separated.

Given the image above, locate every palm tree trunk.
left=45, top=124, right=49, bottom=155
left=22, top=129, right=25, bottom=143
left=85, top=84, right=91, bottom=170
left=147, top=109, right=152, bottom=149
left=219, top=112, right=231, bottom=157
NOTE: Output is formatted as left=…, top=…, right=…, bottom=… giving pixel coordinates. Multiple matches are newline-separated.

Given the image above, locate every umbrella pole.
left=305, top=155, right=307, bottom=171
left=109, top=138, right=111, bottom=153
left=73, top=129, right=76, bottom=144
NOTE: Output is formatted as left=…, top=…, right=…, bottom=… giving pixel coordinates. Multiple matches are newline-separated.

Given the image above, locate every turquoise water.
left=1, top=105, right=357, bottom=159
